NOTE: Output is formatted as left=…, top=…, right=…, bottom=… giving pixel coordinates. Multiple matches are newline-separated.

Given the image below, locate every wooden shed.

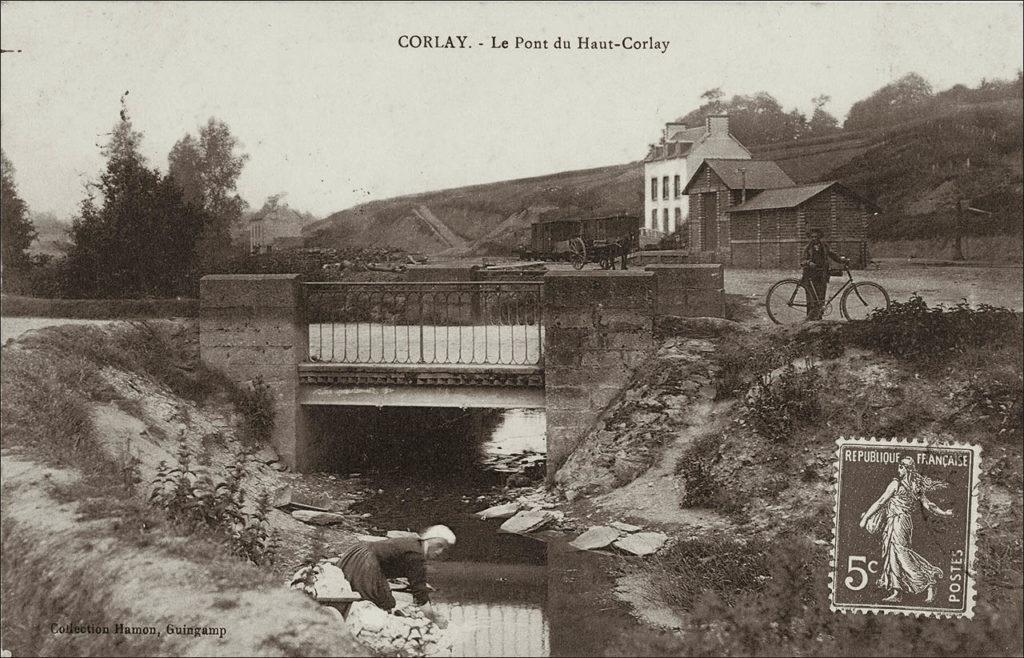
left=683, top=158, right=795, bottom=264
left=724, top=181, right=875, bottom=269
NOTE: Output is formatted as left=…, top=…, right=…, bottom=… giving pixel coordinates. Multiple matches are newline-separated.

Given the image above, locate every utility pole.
left=954, top=199, right=966, bottom=262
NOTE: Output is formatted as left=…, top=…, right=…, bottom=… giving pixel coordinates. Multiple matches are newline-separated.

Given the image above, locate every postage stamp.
left=830, top=437, right=981, bottom=618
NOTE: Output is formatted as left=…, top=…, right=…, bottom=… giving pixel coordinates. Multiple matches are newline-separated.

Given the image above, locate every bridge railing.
left=304, top=281, right=544, bottom=365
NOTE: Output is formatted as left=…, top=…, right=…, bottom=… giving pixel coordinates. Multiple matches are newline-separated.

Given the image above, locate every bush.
left=150, top=440, right=278, bottom=565
left=676, top=433, right=749, bottom=520
left=676, top=433, right=724, bottom=508
left=747, top=361, right=822, bottom=443
left=230, top=376, right=275, bottom=449
left=847, top=294, right=1021, bottom=364
left=715, top=338, right=793, bottom=400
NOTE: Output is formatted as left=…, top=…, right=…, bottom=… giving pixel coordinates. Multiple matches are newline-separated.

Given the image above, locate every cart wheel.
left=569, top=238, right=587, bottom=270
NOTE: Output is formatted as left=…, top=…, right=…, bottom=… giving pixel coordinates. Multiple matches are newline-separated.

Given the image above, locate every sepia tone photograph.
left=1, top=2, right=1021, bottom=656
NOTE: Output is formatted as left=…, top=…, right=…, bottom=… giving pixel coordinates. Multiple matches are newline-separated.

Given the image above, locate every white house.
left=642, top=114, right=750, bottom=244
left=249, top=207, right=307, bottom=253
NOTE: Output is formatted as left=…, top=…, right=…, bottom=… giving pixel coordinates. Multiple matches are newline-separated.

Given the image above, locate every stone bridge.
left=199, top=264, right=724, bottom=479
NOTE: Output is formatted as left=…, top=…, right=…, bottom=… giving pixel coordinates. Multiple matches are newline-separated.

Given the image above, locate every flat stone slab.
left=291, top=510, right=348, bottom=525
left=610, top=521, right=642, bottom=533
left=570, top=526, right=621, bottom=551
left=475, top=502, right=520, bottom=520
left=613, top=531, right=668, bottom=556
left=499, top=509, right=554, bottom=534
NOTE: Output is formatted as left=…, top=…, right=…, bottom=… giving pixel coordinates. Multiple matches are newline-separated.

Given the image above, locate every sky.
left=1, top=2, right=1022, bottom=221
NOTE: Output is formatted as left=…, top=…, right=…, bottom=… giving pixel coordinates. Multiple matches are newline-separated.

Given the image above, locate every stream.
left=324, top=407, right=663, bottom=657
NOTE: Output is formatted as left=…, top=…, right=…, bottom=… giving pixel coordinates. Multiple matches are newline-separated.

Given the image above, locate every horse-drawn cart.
left=525, top=214, right=641, bottom=270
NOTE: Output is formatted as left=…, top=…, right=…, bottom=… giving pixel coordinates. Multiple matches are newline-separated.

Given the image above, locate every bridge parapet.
left=305, top=281, right=543, bottom=366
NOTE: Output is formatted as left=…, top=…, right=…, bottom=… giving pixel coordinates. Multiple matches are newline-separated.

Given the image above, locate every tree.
left=65, top=104, right=206, bottom=298
left=675, top=90, right=808, bottom=145
left=699, top=87, right=726, bottom=113
left=1, top=150, right=37, bottom=284
left=808, top=95, right=839, bottom=135
left=844, top=73, right=934, bottom=131
left=169, top=118, right=249, bottom=272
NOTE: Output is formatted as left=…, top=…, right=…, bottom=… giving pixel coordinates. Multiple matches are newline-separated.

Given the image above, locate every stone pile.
left=347, top=602, right=451, bottom=657
left=289, top=558, right=450, bottom=657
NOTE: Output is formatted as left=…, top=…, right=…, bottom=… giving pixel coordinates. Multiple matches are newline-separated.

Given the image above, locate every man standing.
left=338, top=525, right=455, bottom=619
left=801, top=228, right=848, bottom=320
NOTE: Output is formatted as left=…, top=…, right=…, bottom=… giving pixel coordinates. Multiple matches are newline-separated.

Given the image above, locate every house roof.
left=684, top=159, right=794, bottom=193
left=724, top=182, right=837, bottom=213
left=645, top=140, right=695, bottom=161
left=667, top=126, right=708, bottom=143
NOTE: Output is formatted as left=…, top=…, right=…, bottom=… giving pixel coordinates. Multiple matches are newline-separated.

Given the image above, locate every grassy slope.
left=627, top=306, right=1024, bottom=656
left=0, top=322, right=362, bottom=656
left=307, top=99, right=1021, bottom=255
left=304, top=162, right=643, bottom=255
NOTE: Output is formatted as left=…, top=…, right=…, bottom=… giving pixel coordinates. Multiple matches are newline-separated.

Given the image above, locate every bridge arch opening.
left=301, top=405, right=546, bottom=478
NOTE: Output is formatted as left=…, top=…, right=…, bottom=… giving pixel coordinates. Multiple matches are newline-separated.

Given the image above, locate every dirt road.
left=725, top=263, right=1023, bottom=324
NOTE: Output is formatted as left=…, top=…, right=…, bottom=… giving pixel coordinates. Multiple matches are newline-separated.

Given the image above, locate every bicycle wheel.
left=569, top=238, right=587, bottom=270
left=765, top=279, right=810, bottom=325
left=841, top=281, right=890, bottom=320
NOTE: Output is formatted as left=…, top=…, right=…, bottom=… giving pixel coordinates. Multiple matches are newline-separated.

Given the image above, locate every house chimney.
left=706, top=114, right=729, bottom=135
left=664, top=121, right=687, bottom=141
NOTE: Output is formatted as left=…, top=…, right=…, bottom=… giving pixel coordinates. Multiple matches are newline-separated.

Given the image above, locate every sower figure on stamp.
left=859, top=456, right=953, bottom=603
left=801, top=228, right=848, bottom=320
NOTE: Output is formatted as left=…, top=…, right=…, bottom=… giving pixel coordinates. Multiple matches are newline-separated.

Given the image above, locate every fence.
left=305, top=282, right=544, bottom=365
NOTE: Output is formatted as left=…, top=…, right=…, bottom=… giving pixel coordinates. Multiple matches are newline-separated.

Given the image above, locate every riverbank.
left=0, top=321, right=369, bottom=655
left=553, top=304, right=1023, bottom=655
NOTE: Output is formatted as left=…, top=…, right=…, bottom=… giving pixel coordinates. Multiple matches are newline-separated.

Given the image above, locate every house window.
left=651, top=209, right=657, bottom=230
left=674, top=207, right=682, bottom=231
left=662, top=176, right=669, bottom=200
left=674, top=175, right=681, bottom=198
left=651, top=178, right=657, bottom=201
left=662, top=208, right=669, bottom=233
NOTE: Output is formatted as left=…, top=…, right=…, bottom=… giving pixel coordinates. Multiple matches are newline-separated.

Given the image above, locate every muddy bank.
left=870, top=236, right=1023, bottom=263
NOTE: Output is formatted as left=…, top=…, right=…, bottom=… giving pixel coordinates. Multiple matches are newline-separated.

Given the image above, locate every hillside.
left=304, top=163, right=643, bottom=255
left=308, top=100, right=1022, bottom=256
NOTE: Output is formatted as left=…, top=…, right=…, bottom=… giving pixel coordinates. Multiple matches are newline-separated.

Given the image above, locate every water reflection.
left=335, top=408, right=647, bottom=657
left=437, top=602, right=549, bottom=657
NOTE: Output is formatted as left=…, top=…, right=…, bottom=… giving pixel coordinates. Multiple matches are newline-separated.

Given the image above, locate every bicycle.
left=765, top=263, right=890, bottom=324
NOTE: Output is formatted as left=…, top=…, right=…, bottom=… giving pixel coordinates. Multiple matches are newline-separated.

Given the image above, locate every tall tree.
left=808, top=95, right=840, bottom=135
left=844, top=73, right=934, bottom=131
left=169, top=118, right=249, bottom=272
left=66, top=104, right=206, bottom=298
left=1, top=150, right=37, bottom=282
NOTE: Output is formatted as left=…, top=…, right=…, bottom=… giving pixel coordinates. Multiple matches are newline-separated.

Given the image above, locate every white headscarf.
left=419, top=524, right=456, bottom=545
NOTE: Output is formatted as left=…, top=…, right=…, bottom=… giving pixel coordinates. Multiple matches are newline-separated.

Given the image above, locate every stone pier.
left=199, top=274, right=309, bottom=469
left=542, top=270, right=655, bottom=478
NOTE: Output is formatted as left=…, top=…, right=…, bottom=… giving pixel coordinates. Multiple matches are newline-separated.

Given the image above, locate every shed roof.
left=685, top=159, right=794, bottom=193
left=724, top=181, right=842, bottom=213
